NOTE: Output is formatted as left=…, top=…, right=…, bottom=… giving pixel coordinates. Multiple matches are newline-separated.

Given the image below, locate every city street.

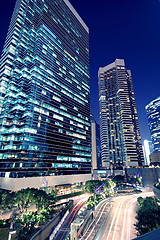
left=95, top=191, right=154, bottom=240
left=80, top=190, right=153, bottom=240
left=51, top=194, right=89, bottom=240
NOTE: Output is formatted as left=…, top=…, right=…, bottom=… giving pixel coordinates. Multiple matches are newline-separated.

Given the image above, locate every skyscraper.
left=0, top=0, right=91, bottom=188
left=143, top=140, right=151, bottom=166
left=146, top=97, right=160, bottom=165
left=98, top=59, right=144, bottom=168
left=91, top=115, right=101, bottom=171
left=146, top=97, right=160, bottom=153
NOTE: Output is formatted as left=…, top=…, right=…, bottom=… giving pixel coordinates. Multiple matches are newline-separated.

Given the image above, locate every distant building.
left=146, top=97, right=160, bottom=153
left=98, top=59, right=144, bottom=168
left=150, top=152, right=160, bottom=166
left=91, top=115, right=101, bottom=171
left=143, top=140, right=152, bottom=166
left=146, top=97, right=160, bottom=166
left=0, top=0, right=91, bottom=189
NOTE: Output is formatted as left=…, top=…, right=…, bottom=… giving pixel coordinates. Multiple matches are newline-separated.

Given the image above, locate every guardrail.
left=153, top=184, right=160, bottom=200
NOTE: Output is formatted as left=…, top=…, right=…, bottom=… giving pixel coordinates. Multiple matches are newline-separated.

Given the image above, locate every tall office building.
left=0, top=0, right=91, bottom=188
left=146, top=97, right=160, bottom=152
left=98, top=59, right=144, bottom=168
left=142, top=140, right=152, bottom=166
left=91, top=115, right=101, bottom=171
left=146, top=97, right=160, bottom=165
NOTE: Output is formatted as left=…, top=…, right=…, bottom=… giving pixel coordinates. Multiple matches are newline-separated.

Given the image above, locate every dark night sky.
left=0, top=0, right=160, bottom=143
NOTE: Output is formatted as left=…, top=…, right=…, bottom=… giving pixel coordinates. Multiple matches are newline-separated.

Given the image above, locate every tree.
left=0, top=191, right=16, bottom=210
left=137, top=197, right=144, bottom=207
left=48, top=189, right=57, bottom=205
left=16, top=212, right=38, bottom=240
left=112, top=175, right=124, bottom=186
left=135, top=197, right=160, bottom=236
left=33, top=189, right=52, bottom=211
left=130, top=176, right=141, bottom=185
left=16, top=188, right=35, bottom=213
left=105, top=179, right=116, bottom=190
left=85, top=180, right=102, bottom=193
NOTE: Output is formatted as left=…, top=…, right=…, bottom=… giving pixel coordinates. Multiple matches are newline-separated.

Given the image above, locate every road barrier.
left=31, top=200, right=73, bottom=240
left=49, top=210, right=69, bottom=240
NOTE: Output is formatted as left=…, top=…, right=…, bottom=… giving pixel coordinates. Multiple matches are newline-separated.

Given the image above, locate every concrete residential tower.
left=91, top=115, right=101, bottom=171
left=0, top=0, right=91, bottom=189
left=98, top=59, right=144, bottom=168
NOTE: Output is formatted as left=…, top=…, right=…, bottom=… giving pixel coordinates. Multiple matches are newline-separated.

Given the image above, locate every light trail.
left=105, top=192, right=154, bottom=240
left=80, top=198, right=111, bottom=240
left=59, top=197, right=88, bottom=240
left=85, top=201, right=109, bottom=240
left=54, top=197, right=88, bottom=240
left=121, top=198, right=137, bottom=240
left=110, top=196, right=134, bottom=240
left=106, top=196, right=125, bottom=240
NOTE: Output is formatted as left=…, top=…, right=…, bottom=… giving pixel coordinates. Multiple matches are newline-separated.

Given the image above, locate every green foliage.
left=0, top=188, right=57, bottom=213
left=135, top=197, right=160, bottom=236
left=0, top=191, right=16, bottom=210
left=0, top=219, right=10, bottom=228
left=15, top=207, right=55, bottom=239
left=137, top=197, right=144, bottom=206
left=155, top=183, right=160, bottom=190
left=105, top=190, right=110, bottom=198
left=85, top=180, right=102, bottom=193
left=112, top=175, right=124, bottom=186
left=2, top=188, right=57, bottom=214
left=17, top=212, right=38, bottom=240
left=87, top=196, right=95, bottom=208
left=136, top=177, right=142, bottom=184
left=105, top=179, right=116, bottom=190
left=85, top=180, right=116, bottom=194
left=0, top=187, right=57, bottom=240
left=16, top=188, right=35, bottom=213
left=32, top=189, right=50, bottom=210
left=87, top=193, right=103, bottom=208
left=130, top=176, right=141, bottom=185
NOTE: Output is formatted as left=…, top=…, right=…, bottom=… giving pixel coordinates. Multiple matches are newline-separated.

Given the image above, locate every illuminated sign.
left=97, top=170, right=107, bottom=174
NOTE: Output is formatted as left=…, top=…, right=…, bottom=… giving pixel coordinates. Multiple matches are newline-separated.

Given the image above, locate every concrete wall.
left=94, top=167, right=160, bottom=188
left=153, top=185, right=160, bottom=199
left=0, top=174, right=92, bottom=191
left=126, top=168, right=160, bottom=187
left=2, top=167, right=160, bottom=190
left=31, top=212, right=62, bottom=240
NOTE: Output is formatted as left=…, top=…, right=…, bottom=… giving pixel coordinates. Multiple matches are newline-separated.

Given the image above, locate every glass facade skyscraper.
left=0, top=0, right=91, bottom=179
left=98, top=59, right=144, bottom=168
left=142, top=140, right=151, bottom=166
left=146, top=96, right=160, bottom=153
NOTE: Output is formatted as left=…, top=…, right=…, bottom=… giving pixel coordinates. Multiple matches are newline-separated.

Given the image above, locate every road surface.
left=51, top=194, right=89, bottom=240
left=80, top=191, right=154, bottom=240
